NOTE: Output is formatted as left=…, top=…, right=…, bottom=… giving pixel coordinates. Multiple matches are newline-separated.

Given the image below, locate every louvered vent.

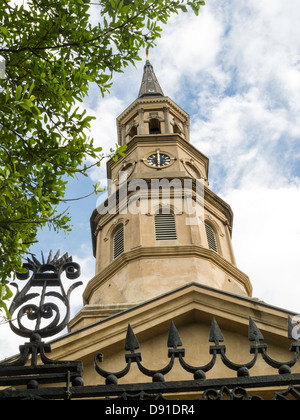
left=113, top=225, right=124, bottom=259
left=155, top=213, right=177, bottom=241
left=205, top=222, right=218, bottom=253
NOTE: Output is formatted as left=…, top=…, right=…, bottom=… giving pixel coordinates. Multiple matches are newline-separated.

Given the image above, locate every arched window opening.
left=113, top=225, right=124, bottom=260
left=205, top=222, right=219, bottom=253
left=149, top=118, right=161, bottom=135
left=129, top=125, right=138, bottom=139
left=173, top=124, right=181, bottom=134
left=155, top=212, right=177, bottom=241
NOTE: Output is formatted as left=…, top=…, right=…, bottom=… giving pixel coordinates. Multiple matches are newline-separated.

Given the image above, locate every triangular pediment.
left=51, top=284, right=296, bottom=379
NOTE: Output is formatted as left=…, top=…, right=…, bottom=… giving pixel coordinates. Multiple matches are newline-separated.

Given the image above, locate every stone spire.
left=138, top=57, right=164, bottom=98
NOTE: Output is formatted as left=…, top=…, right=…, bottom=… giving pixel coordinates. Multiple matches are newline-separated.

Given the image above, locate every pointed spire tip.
left=138, top=55, right=165, bottom=99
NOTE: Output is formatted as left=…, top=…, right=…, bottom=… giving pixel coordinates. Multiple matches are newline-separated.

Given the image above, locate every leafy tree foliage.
left=0, top=0, right=205, bottom=315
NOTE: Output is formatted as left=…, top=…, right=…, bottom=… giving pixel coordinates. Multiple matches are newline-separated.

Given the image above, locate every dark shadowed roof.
left=138, top=60, right=164, bottom=98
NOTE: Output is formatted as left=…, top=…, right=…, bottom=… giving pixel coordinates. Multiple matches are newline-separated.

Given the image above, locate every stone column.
left=163, top=107, right=171, bottom=134
left=121, top=124, right=126, bottom=145
left=183, top=121, right=190, bottom=142
left=138, top=108, right=145, bottom=135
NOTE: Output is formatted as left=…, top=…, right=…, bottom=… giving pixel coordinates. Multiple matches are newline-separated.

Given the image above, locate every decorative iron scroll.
left=0, top=251, right=84, bottom=397
left=9, top=250, right=82, bottom=338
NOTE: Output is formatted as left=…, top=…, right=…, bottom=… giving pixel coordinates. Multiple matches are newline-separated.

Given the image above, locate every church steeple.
left=116, top=59, right=190, bottom=145
left=85, top=58, right=252, bottom=326
left=138, top=59, right=164, bottom=98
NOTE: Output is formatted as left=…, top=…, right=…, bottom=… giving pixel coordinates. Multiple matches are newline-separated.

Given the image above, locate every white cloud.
left=82, top=94, right=126, bottom=183
left=86, top=95, right=125, bottom=151
left=225, top=183, right=300, bottom=313
left=151, top=8, right=224, bottom=99
left=0, top=321, right=25, bottom=361
left=70, top=250, right=96, bottom=316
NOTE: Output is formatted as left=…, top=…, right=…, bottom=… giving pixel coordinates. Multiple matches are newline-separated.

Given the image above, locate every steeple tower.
left=50, top=59, right=298, bottom=404
left=115, top=59, right=190, bottom=146
left=75, top=59, right=252, bottom=329
left=138, top=59, right=164, bottom=98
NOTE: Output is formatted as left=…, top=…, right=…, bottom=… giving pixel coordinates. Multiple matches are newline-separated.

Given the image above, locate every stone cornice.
left=51, top=282, right=294, bottom=362
left=116, top=97, right=190, bottom=145
left=204, top=188, right=234, bottom=231
left=106, top=134, right=210, bottom=175
left=117, top=96, right=189, bottom=124
left=83, top=245, right=252, bottom=305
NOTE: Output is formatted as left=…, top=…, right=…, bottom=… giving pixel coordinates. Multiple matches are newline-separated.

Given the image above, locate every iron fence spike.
left=248, top=317, right=264, bottom=343
left=209, top=318, right=224, bottom=345
left=167, top=321, right=183, bottom=349
left=125, top=324, right=140, bottom=352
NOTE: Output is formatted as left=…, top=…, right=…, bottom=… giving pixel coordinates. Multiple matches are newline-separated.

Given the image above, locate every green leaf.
left=2, top=284, right=13, bottom=301
left=0, top=27, right=8, bottom=36
left=20, top=102, right=32, bottom=112
left=5, top=87, right=10, bottom=103
left=118, top=145, right=128, bottom=153
left=0, top=299, right=10, bottom=319
left=15, top=86, right=23, bottom=101
left=94, top=182, right=106, bottom=194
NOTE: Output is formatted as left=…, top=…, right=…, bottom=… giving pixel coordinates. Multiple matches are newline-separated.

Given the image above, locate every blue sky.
left=2, top=0, right=300, bottom=358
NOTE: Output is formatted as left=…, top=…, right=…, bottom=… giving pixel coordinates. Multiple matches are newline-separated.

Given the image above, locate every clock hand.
left=157, top=150, right=161, bottom=166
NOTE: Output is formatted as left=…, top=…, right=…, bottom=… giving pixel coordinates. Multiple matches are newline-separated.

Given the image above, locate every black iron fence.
left=1, top=252, right=300, bottom=401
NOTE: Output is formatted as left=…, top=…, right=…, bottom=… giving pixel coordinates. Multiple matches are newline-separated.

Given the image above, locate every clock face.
left=147, top=152, right=171, bottom=168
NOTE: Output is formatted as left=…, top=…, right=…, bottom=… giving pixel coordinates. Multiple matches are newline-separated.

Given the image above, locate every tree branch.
left=0, top=3, right=153, bottom=54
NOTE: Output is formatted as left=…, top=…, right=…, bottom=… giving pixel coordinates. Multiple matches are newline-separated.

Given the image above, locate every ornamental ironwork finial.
left=9, top=250, right=82, bottom=339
